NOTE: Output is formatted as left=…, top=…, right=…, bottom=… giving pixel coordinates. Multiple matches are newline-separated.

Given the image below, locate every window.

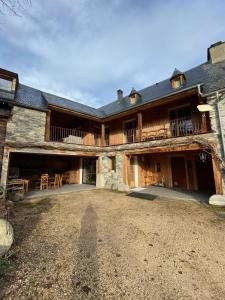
left=129, top=95, right=136, bottom=105
left=105, top=126, right=110, bottom=146
left=170, top=106, right=192, bottom=136
left=109, top=156, right=116, bottom=171
left=0, top=78, right=12, bottom=91
left=172, top=78, right=181, bottom=89
left=156, top=162, right=161, bottom=173
left=124, top=120, right=136, bottom=143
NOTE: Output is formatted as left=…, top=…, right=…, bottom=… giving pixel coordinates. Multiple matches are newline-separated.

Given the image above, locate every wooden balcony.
left=50, top=126, right=87, bottom=145
left=124, top=117, right=208, bottom=144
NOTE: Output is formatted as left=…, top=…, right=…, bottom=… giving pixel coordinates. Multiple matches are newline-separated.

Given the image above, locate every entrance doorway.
left=82, top=158, right=96, bottom=185
left=195, top=156, right=215, bottom=193
left=171, top=156, right=187, bottom=189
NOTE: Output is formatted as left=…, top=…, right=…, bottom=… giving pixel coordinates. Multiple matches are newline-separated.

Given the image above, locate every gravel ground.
left=1, top=189, right=225, bottom=299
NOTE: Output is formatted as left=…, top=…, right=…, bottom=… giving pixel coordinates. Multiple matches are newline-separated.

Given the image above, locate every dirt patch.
left=1, top=190, right=225, bottom=299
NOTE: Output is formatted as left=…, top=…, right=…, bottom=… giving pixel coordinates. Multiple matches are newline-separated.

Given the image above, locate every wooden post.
left=45, top=110, right=51, bottom=141
left=137, top=112, right=142, bottom=142
left=212, top=156, right=223, bottom=194
left=101, top=123, right=105, bottom=146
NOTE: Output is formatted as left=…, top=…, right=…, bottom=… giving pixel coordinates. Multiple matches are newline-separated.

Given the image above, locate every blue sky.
left=0, top=0, right=225, bottom=107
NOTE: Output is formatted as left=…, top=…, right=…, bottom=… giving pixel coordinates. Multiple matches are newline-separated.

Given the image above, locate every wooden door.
left=171, top=157, right=187, bottom=189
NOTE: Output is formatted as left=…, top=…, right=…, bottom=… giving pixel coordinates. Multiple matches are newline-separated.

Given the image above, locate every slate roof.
left=1, top=59, right=225, bottom=118
left=99, top=61, right=225, bottom=117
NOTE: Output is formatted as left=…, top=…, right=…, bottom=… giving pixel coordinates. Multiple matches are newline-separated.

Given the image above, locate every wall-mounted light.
left=198, top=152, right=210, bottom=163
left=197, top=104, right=213, bottom=112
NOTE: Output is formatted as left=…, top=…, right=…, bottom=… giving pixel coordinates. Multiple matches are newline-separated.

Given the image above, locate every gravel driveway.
left=1, top=189, right=225, bottom=299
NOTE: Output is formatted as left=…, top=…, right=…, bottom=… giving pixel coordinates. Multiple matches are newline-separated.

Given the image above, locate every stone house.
left=0, top=42, right=225, bottom=198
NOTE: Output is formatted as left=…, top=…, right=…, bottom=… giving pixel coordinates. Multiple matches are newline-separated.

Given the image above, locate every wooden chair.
left=48, top=174, right=57, bottom=189
left=58, top=174, right=63, bottom=188
left=40, top=174, right=49, bottom=190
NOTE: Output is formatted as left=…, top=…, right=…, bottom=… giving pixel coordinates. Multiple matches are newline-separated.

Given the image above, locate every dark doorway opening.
left=195, top=156, right=215, bottom=193
left=171, top=156, right=187, bottom=189
left=82, top=158, right=96, bottom=185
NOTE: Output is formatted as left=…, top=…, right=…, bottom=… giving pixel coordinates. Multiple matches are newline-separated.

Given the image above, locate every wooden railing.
left=170, top=116, right=201, bottom=137
left=50, top=126, right=86, bottom=144
left=124, top=117, right=207, bottom=144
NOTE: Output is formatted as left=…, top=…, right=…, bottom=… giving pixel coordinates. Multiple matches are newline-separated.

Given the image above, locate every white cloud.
left=1, top=0, right=225, bottom=107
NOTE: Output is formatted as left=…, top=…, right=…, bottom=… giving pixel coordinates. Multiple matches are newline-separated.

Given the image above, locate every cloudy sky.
left=0, top=0, right=225, bottom=107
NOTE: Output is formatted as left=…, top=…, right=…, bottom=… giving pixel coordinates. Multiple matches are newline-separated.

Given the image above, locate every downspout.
left=216, top=92, right=225, bottom=159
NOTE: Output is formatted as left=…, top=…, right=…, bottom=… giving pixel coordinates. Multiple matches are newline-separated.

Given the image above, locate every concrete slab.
left=129, top=186, right=211, bottom=203
left=25, top=184, right=96, bottom=199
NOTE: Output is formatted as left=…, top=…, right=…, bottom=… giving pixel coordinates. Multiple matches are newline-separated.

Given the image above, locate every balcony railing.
left=124, top=117, right=207, bottom=144
left=170, top=116, right=202, bottom=137
left=50, top=126, right=86, bottom=144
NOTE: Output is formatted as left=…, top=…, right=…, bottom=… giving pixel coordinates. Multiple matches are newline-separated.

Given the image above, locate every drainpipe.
left=216, top=92, right=225, bottom=159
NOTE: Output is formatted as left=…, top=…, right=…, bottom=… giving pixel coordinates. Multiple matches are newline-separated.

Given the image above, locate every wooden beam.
left=45, top=110, right=51, bottom=141
left=212, top=156, right=223, bottom=194
left=137, top=112, right=142, bottom=142
left=125, top=143, right=202, bottom=156
left=103, top=88, right=198, bottom=122
left=101, top=123, right=105, bottom=146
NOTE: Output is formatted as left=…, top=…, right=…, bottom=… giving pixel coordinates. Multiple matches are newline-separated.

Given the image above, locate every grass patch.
left=204, top=204, right=225, bottom=218
left=0, top=256, right=10, bottom=280
left=0, top=250, right=17, bottom=284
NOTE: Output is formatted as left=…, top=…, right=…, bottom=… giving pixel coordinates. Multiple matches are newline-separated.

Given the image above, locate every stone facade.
left=97, top=152, right=129, bottom=192
left=207, top=92, right=225, bottom=193
left=6, top=106, right=46, bottom=144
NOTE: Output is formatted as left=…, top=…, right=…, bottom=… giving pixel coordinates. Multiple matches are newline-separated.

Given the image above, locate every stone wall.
left=207, top=92, right=225, bottom=193
left=0, top=118, right=7, bottom=177
left=6, top=106, right=46, bottom=144
left=97, top=152, right=129, bottom=192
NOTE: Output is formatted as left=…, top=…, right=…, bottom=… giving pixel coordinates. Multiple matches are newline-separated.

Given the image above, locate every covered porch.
left=6, top=152, right=98, bottom=199
left=125, top=144, right=222, bottom=196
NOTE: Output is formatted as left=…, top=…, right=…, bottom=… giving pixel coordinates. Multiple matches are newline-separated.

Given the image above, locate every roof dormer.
left=0, top=68, right=18, bottom=100
left=170, top=68, right=185, bottom=89
left=128, top=88, right=141, bottom=105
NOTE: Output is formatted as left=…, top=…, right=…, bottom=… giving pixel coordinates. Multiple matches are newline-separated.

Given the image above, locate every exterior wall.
left=96, top=152, right=129, bottom=191
left=207, top=92, right=225, bottom=194
left=1, top=102, right=223, bottom=194
left=6, top=106, right=46, bottom=144
left=0, top=118, right=7, bottom=175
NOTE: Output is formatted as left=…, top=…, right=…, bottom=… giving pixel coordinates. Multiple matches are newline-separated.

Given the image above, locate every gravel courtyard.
left=1, top=189, right=225, bottom=299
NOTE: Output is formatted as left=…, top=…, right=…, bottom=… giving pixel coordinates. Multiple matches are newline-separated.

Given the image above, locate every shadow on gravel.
left=0, top=198, right=55, bottom=295
left=73, top=204, right=100, bottom=299
left=127, top=192, right=158, bottom=201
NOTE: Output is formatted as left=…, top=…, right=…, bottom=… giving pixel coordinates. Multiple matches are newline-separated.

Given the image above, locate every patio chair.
left=48, top=174, right=59, bottom=189
left=40, top=174, right=49, bottom=190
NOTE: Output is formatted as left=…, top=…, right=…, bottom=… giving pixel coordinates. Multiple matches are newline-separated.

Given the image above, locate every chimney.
left=207, top=41, right=225, bottom=64
left=117, top=89, right=123, bottom=101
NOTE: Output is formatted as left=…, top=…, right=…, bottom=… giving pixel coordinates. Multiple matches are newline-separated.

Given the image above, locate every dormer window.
left=0, top=68, right=18, bottom=93
left=128, top=88, right=141, bottom=105
left=170, top=68, right=185, bottom=89
left=0, top=78, right=13, bottom=92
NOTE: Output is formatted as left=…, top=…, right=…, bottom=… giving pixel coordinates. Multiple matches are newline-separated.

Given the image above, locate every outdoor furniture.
left=40, top=174, right=49, bottom=190
left=22, top=179, right=29, bottom=192
left=7, top=179, right=25, bottom=201
left=48, top=174, right=61, bottom=189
